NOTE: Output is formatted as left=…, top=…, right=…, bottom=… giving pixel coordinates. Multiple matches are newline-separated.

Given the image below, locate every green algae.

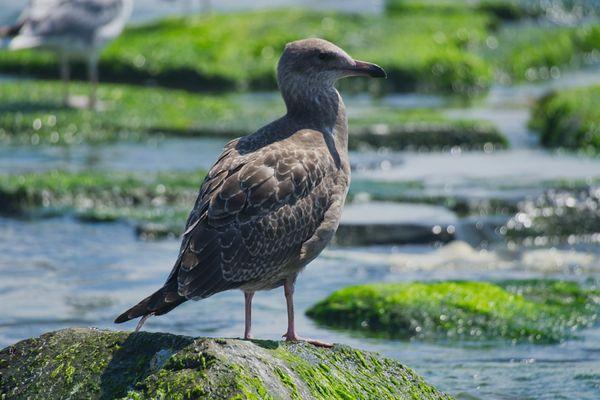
left=348, top=120, right=506, bottom=151
left=0, top=329, right=194, bottom=399
left=0, top=80, right=275, bottom=146
left=529, top=84, right=600, bottom=153
left=385, top=0, right=542, bottom=20
left=1, top=8, right=597, bottom=93
left=0, top=9, right=493, bottom=95
left=0, top=169, right=203, bottom=238
left=0, top=79, right=506, bottom=149
left=485, top=23, right=600, bottom=86
left=0, top=169, right=205, bottom=218
left=0, top=328, right=452, bottom=400
left=272, top=343, right=452, bottom=400
left=0, top=81, right=508, bottom=150
left=306, top=280, right=600, bottom=343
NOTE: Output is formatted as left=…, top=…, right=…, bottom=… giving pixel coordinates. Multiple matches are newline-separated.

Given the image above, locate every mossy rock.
left=348, top=122, right=506, bottom=151
left=502, top=186, right=600, bottom=242
left=1, top=10, right=596, bottom=93
left=385, top=0, right=542, bottom=20
left=0, top=9, right=493, bottom=95
left=306, top=280, right=600, bottom=343
left=529, top=84, right=600, bottom=153
left=0, top=169, right=205, bottom=217
left=0, top=328, right=452, bottom=400
left=0, top=80, right=274, bottom=146
left=486, top=23, right=600, bottom=85
left=0, top=80, right=507, bottom=150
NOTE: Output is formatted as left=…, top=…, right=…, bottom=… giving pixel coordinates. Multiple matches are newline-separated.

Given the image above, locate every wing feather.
left=169, top=131, right=344, bottom=300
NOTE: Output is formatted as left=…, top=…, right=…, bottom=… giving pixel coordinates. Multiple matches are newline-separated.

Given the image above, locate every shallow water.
left=0, top=137, right=228, bottom=174
left=0, top=216, right=599, bottom=399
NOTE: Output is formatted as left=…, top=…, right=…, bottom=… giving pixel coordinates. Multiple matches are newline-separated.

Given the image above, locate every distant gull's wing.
left=170, top=131, right=344, bottom=300
left=19, top=0, right=126, bottom=42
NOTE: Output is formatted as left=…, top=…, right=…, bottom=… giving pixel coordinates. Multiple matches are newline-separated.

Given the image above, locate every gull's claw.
left=282, top=333, right=333, bottom=348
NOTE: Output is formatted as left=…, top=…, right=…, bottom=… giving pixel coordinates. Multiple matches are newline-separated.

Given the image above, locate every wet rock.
left=135, top=222, right=180, bottom=240
left=348, top=122, right=507, bottom=151
left=0, top=328, right=452, bottom=400
left=348, top=179, right=522, bottom=217
left=530, top=85, right=600, bottom=152
left=503, top=186, right=600, bottom=244
left=455, top=215, right=507, bottom=247
left=307, top=280, right=600, bottom=343
left=335, top=202, right=457, bottom=246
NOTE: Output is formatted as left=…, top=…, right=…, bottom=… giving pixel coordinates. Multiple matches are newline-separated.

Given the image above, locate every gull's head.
left=277, top=38, right=386, bottom=95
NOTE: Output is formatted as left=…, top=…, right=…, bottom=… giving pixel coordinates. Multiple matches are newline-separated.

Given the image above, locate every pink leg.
left=244, top=291, right=254, bottom=339
left=283, top=276, right=332, bottom=348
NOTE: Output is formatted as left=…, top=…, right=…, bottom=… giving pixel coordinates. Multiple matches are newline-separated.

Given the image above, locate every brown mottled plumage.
left=115, top=38, right=386, bottom=345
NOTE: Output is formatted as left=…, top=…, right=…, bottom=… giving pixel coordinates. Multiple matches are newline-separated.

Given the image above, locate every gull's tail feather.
left=114, top=280, right=187, bottom=324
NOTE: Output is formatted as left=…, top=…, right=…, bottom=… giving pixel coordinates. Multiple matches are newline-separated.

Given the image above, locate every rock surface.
left=307, top=280, right=600, bottom=343
left=0, top=328, right=452, bottom=400
left=336, top=202, right=457, bottom=246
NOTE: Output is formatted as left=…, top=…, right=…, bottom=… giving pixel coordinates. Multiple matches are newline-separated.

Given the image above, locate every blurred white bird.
left=0, top=0, right=133, bottom=109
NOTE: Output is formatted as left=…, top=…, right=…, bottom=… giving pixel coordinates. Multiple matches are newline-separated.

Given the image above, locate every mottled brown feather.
left=172, top=128, right=347, bottom=300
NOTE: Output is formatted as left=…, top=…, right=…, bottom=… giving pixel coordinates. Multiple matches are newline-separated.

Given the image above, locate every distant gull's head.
left=277, top=38, right=386, bottom=98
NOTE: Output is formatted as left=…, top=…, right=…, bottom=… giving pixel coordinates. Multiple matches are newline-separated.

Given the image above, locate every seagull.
left=115, top=38, right=386, bottom=346
left=0, top=0, right=133, bottom=109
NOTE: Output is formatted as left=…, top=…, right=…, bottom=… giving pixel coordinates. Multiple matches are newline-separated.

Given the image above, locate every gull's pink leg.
left=283, top=276, right=332, bottom=348
left=244, top=291, right=255, bottom=339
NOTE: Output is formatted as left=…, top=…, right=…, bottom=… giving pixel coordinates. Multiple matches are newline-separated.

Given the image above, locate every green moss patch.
left=0, top=79, right=506, bottom=150
left=485, top=23, right=600, bottom=85
left=385, top=0, right=542, bottom=20
left=0, top=169, right=204, bottom=231
left=0, top=9, right=493, bottom=95
left=2, top=9, right=597, bottom=93
left=529, top=84, right=600, bottom=152
left=349, top=120, right=506, bottom=151
left=0, top=80, right=277, bottom=146
left=306, top=280, right=600, bottom=343
left=0, top=328, right=452, bottom=399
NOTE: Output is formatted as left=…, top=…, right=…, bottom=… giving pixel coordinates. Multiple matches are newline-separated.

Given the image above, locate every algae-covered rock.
left=336, top=202, right=457, bottom=246
left=502, top=186, right=600, bottom=243
left=530, top=84, right=600, bottom=153
left=0, top=169, right=203, bottom=219
left=0, top=80, right=504, bottom=150
left=348, top=122, right=507, bottom=151
left=0, top=9, right=493, bottom=94
left=306, top=280, right=600, bottom=343
left=0, top=328, right=452, bottom=400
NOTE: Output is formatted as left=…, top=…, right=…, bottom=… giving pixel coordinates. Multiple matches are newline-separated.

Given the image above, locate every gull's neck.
left=282, top=85, right=347, bottom=144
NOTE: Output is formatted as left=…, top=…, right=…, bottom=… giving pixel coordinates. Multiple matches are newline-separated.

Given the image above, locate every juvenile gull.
left=115, top=38, right=386, bottom=346
left=0, top=0, right=133, bottom=109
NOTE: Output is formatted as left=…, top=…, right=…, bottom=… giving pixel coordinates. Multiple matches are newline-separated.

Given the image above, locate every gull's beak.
left=346, top=60, right=387, bottom=78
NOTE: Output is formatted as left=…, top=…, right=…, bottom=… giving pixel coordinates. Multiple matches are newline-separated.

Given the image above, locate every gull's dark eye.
left=318, top=52, right=335, bottom=61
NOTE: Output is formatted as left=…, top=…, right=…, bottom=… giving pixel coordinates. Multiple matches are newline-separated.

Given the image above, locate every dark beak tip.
left=374, top=67, right=387, bottom=79
left=353, top=60, right=387, bottom=79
